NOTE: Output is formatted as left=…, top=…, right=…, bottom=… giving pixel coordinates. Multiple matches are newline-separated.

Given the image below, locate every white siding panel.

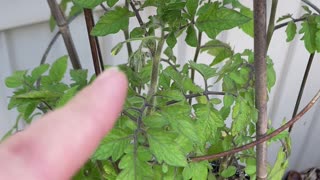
left=0, top=0, right=51, bottom=31
left=0, top=32, right=16, bottom=137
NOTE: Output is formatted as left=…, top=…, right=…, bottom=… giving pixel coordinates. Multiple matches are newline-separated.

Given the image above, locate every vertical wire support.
left=84, top=9, right=104, bottom=76
left=289, top=53, right=315, bottom=132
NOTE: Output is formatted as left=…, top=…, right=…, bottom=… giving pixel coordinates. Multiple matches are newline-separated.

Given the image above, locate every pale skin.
left=0, top=69, right=128, bottom=179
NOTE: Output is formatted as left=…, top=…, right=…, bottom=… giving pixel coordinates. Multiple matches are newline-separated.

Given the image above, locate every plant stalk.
left=47, top=0, right=82, bottom=69
left=289, top=53, right=315, bottom=132
left=189, top=31, right=202, bottom=104
left=191, top=32, right=202, bottom=82
left=146, top=31, right=165, bottom=110
left=124, top=1, right=133, bottom=57
left=266, top=0, right=278, bottom=50
left=40, top=13, right=80, bottom=66
left=254, top=0, right=268, bottom=179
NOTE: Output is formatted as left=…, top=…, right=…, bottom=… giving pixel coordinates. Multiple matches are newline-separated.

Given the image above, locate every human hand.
left=0, top=69, right=128, bottom=179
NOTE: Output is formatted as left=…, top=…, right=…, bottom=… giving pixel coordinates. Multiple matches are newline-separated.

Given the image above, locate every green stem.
left=124, top=1, right=133, bottom=57
left=267, top=0, right=278, bottom=50
left=191, top=31, right=202, bottom=82
left=189, top=31, right=202, bottom=104
left=146, top=31, right=165, bottom=110
left=123, top=30, right=133, bottom=59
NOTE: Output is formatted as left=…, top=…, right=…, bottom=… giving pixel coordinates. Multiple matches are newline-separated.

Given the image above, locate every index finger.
left=0, top=69, right=128, bottom=179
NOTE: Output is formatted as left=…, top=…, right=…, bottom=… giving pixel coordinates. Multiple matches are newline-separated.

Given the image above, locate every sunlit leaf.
left=91, top=7, right=134, bottom=36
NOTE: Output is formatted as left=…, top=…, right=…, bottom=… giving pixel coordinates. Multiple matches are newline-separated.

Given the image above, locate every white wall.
left=0, top=0, right=320, bottom=171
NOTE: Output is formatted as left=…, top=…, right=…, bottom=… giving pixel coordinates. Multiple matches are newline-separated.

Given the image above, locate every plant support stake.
left=84, top=9, right=104, bottom=76
left=289, top=53, right=315, bottom=132
left=254, top=0, right=268, bottom=179
left=47, top=0, right=82, bottom=69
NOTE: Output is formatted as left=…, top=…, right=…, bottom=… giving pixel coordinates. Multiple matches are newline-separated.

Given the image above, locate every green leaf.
left=111, top=42, right=124, bottom=56
left=73, top=160, right=102, bottom=180
left=116, top=116, right=137, bottom=132
left=182, top=161, right=209, bottom=180
left=220, top=106, right=230, bottom=120
left=56, top=86, right=79, bottom=108
left=222, top=75, right=236, bottom=92
left=166, top=32, right=177, bottom=49
left=147, top=129, right=188, bottom=167
left=49, top=16, right=56, bottom=32
left=93, top=128, right=132, bottom=161
left=239, top=7, right=253, bottom=37
left=268, top=129, right=289, bottom=144
left=142, top=0, right=158, bottom=7
left=286, top=21, right=297, bottom=42
left=49, top=56, right=68, bottom=83
left=220, top=166, right=237, bottom=178
left=130, top=27, right=145, bottom=38
left=223, top=95, right=234, bottom=107
left=73, top=0, right=104, bottom=8
left=196, top=4, right=251, bottom=38
left=13, top=90, right=61, bottom=100
left=91, top=7, right=134, bottom=36
left=196, top=95, right=208, bottom=104
left=201, top=40, right=233, bottom=66
left=157, top=89, right=186, bottom=102
left=267, top=62, right=276, bottom=92
left=164, top=47, right=177, bottom=62
left=69, top=4, right=82, bottom=17
left=159, top=2, right=186, bottom=25
left=117, top=146, right=153, bottom=180
left=229, top=70, right=247, bottom=85
left=41, top=82, right=69, bottom=94
left=5, top=70, right=27, bottom=88
left=31, top=64, right=50, bottom=82
left=268, top=149, right=288, bottom=179
left=22, top=103, right=37, bottom=120
left=162, top=67, right=202, bottom=93
left=182, top=78, right=203, bottom=93
left=277, top=14, right=293, bottom=23
left=299, top=16, right=318, bottom=53
left=245, top=165, right=256, bottom=175
left=210, top=98, right=221, bottom=105
left=161, top=104, right=198, bottom=142
left=102, top=161, right=118, bottom=179
left=107, top=0, right=119, bottom=7
left=194, top=103, right=224, bottom=144
left=162, top=163, right=168, bottom=173
left=223, top=0, right=244, bottom=8
left=143, top=113, right=168, bottom=128
left=70, top=69, right=88, bottom=89
left=186, top=0, right=199, bottom=18
left=302, top=5, right=312, bottom=14
left=231, top=98, right=251, bottom=135
left=189, top=61, right=217, bottom=80
left=185, top=25, right=198, bottom=47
